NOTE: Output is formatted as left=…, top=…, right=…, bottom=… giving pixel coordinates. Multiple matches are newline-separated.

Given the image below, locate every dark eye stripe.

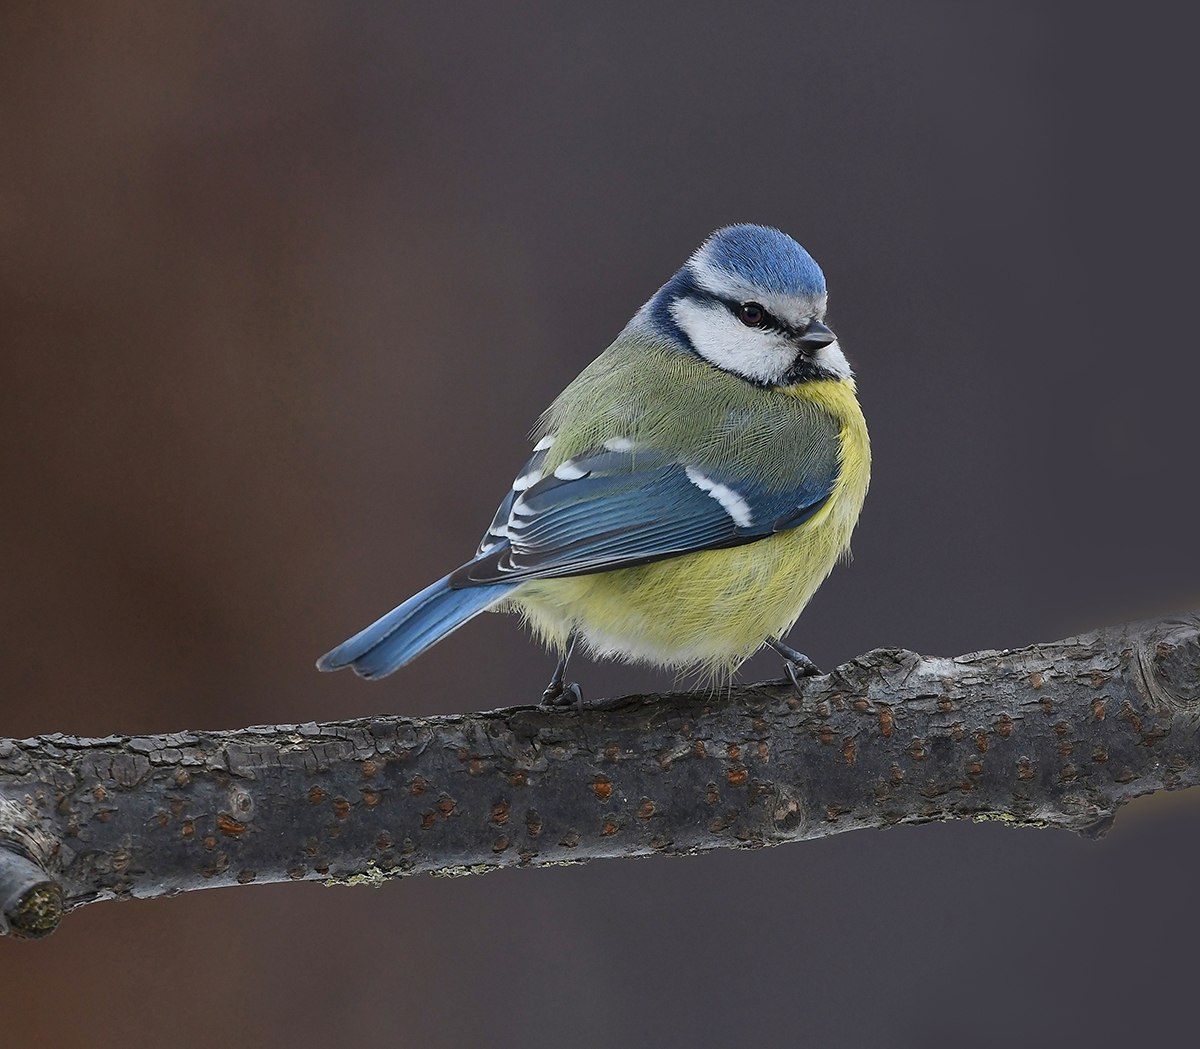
left=725, top=299, right=789, bottom=334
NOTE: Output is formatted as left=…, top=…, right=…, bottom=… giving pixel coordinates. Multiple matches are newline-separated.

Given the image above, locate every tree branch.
left=2, top=613, right=1198, bottom=938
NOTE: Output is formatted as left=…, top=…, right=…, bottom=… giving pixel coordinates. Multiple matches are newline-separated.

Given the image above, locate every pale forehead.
left=687, top=253, right=827, bottom=328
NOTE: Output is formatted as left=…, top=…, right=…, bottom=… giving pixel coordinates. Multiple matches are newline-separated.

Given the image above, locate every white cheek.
left=813, top=339, right=853, bottom=380
left=669, top=298, right=794, bottom=385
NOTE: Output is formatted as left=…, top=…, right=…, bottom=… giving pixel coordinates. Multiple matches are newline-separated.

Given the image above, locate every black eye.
left=737, top=302, right=766, bottom=327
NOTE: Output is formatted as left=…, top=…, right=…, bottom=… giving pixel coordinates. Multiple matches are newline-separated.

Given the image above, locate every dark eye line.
left=724, top=298, right=794, bottom=335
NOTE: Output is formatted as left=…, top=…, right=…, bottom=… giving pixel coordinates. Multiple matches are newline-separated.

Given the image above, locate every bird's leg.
left=764, top=636, right=822, bottom=693
left=541, top=630, right=584, bottom=709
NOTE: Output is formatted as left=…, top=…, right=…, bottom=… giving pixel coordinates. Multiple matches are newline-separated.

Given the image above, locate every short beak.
left=797, top=320, right=836, bottom=351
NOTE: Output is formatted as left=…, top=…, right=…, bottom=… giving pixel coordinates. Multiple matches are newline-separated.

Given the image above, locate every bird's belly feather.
left=513, top=512, right=842, bottom=670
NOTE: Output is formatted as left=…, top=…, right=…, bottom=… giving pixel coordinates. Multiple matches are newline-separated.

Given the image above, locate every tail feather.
left=316, top=574, right=517, bottom=680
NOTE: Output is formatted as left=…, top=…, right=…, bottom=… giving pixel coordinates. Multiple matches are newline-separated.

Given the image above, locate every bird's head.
left=637, top=224, right=850, bottom=386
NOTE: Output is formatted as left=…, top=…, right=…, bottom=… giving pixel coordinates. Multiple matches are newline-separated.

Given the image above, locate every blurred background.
left=2, top=2, right=1198, bottom=1046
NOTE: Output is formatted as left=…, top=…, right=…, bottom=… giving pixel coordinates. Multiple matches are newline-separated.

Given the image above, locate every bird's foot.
left=540, top=681, right=584, bottom=710
left=764, top=637, right=821, bottom=695
left=540, top=631, right=583, bottom=709
left=779, top=657, right=820, bottom=693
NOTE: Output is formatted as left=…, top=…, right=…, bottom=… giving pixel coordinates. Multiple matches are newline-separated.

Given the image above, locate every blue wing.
left=318, top=428, right=838, bottom=677
left=452, top=442, right=838, bottom=587
left=476, top=437, right=556, bottom=554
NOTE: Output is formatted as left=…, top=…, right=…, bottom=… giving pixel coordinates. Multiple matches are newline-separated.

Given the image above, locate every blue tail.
left=316, top=573, right=518, bottom=680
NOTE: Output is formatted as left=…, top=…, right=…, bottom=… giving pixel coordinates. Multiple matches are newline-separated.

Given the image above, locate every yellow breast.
left=513, top=378, right=870, bottom=676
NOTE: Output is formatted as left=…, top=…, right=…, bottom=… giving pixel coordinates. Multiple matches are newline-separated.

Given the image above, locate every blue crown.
left=698, top=224, right=826, bottom=299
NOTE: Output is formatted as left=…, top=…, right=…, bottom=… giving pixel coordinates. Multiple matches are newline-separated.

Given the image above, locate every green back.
left=536, top=330, right=840, bottom=492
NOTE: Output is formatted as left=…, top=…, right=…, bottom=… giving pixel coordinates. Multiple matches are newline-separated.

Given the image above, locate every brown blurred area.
left=2, top=3, right=1198, bottom=1047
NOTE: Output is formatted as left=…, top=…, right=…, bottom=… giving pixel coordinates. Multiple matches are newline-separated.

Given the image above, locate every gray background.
left=2, top=3, right=1197, bottom=1046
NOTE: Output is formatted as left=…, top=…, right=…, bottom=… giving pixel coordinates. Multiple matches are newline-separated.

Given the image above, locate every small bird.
left=318, top=225, right=870, bottom=704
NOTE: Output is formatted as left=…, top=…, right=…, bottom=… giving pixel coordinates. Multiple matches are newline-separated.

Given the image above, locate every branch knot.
left=1136, top=614, right=1200, bottom=718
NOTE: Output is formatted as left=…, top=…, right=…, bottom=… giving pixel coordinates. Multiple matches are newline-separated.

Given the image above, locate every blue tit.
left=318, top=224, right=870, bottom=704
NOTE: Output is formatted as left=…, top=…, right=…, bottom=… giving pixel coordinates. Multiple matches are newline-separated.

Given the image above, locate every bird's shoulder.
left=472, top=332, right=851, bottom=557
left=536, top=329, right=842, bottom=486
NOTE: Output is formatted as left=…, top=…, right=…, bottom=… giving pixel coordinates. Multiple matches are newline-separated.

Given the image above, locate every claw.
left=764, top=636, right=821, bottom=697
left=540, top=631, right=583, bottom=710
left=781, top=657, right=819, bottom=693
left=541, top=681, right=584, bottom=709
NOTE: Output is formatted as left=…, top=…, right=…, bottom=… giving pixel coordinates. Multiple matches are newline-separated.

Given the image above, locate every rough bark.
left=2, top=613, right=1198, bottom=938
